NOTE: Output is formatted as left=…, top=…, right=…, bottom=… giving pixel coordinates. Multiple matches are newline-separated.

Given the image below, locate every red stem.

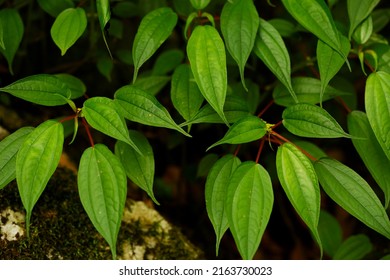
left=271, top=131, right=317, bottom=161
left=257, top=99, right=274, bottom=118
left=82, top=118, right=95, bottom=147
left=255, top=139, right=265, bottom=164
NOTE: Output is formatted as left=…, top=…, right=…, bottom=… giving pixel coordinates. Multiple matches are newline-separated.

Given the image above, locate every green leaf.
left=96, top=55, right=113, bottom=82
left=314, top=157, right=390, bottom=239
left=317, top=35, right=351, bottom=105
left=82, top=97, right=141, bottom=154
left=273, top=77, right=351, bottom=107
left=182, top=95, right=251, bottom=125
left=268, top=18, right=297, bottom=37
left=78, top=144, right=127, bottom=259
left=50, top=8, right=87, bottom=56
left=54, top=73, right=86, bottom=100
left=207, top=116, right=267, bottom=151
left=293, top=140, right=327, bottom=160
left=276, top=143, right=322, bottom=253
left=318, top=210, right=342, bottom=258
left=197, top=153, right=219, bottom=178
left=96, top=0, right=112, bottom=57
left=333, top=234, right=373, bottom=260
left=37, top=0, right=74, bottom=17
left=187, top=25, right=229, bottom=125
left=152, top=49, right=184, bottom=75
left=0, top=127, right=34, bottom=190
left=133, top=75, right=171, bottom=96
left=171, top=64, right=204, bottom=122
left=189, top=0, right=210, bottom=10
left=132, top=7, right=178, bottom=83
left=0, top=74, right=71, bottom=106
left=282, top=103, right=351, bottom=138
left=220, top=0, right=259, bottom=90
left=347, top=111, right=390, bottom=208
left=347, top=0, right=380, bottom=39
left=281, top=0, right=345, bottom=60
left=254, top=18, right=297, bottom=103
left=0, top=9, right=24, bottom=75
left=114, top=85, right=190, bottom=137
left=352, top=16, right=373, bottom=45
left=205, top=154, right=241, bottom=255
left=115, top=130, right=158, bottom=205
left=365, top=71, right=390, bottom=160
left=372, top=9, right=390, bottom=33
left=226, top=161, right=274, bottom=260
left=16, top=120, right=64, bottom=237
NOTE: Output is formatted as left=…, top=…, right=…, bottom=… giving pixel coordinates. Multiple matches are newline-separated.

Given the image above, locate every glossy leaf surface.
left=226, top=161, right=274, bottom=260
left=254, top=18, right=297, bottom=103
left=0, top=74, right=71, bottom=106
left=347, top=0, right=380, bottom=39
left=50, top=8, right=87, bottom=55
left=114, top=85, right=190, bottom=137
left=187, top=25, right=228, bottom=125
left=207, top=116, right=267, bottom=151
left=205, top=154, right=241, bottom=255
left=365, top=71, right=390, bottom=160
left=347, top=111, right=390, bottom=208
left=115, top=130, right=158, bottom=205
left=16, top=120, right=64, bottom=236
left=0, top=127, right=34, bottom=190
left=333, top=234, right=373, bottom=260
left=78, top=144, right=127, bottom=259
left=282, top=103, right=351, bottom=138
left=314, top=157, right=390, bottom=239
left=132, top=7, right=178, bottom=83
left=276, top=143, right=322, bottom=251
left=220, top=0, right=259, bottom=90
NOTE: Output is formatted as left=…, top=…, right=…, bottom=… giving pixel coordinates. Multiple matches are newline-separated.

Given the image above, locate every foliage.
left=0, top=0, right=390, bottom=260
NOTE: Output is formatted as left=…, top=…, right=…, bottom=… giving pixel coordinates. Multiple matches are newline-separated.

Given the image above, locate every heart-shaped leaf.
left=78, top=144, right=127, bottom=260
left=205, top=154, right=241, bottom=255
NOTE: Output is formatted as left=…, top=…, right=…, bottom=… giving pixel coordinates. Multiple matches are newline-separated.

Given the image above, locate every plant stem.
left=255, top=138, right=265, bottom=164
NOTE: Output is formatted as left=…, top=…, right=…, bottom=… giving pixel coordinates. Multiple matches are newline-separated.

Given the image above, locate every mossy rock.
left=0, top=168, right=203, bottom=260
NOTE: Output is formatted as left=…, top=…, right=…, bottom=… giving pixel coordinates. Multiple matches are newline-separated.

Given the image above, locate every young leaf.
left=220, top=0, right=259, bottom=90
left=189, top=0, right=210, bottom=10
left=54, top=73, right=86, bottom=100
left=282, top=103, right=351, bottom=138
left=226, top=161, right=274, bottom=260
left=347, top=111, right=390, bottom=208
left=37, top=0, right=74, bottom=17
left=333, top=234, right=373, bottom=260
left=0, top=9, right=24, bottom=75
left=205, top=154, right=241, bottom=255
left=207, top=116, right=267, bottom=151
left=114, top=85, right=191, bottom=137
left=171, top=64, right=204, bottom=122
left=82, top=97, right=141, bottom=155
left=317, top=210, right=342, bottom=258
left=317, top=35, right=351, bottom=105
left=16, top=120, right=64, bottom=237
left=347, top=0, right=380, bottom=39
left=132, top=7, right=178, bottom=83
left=96, top=0, right=112, bottom=57
left=352, top=16, right=373, bottom=45
left=273, top=77, right=351, bottom=107
left=0, top=74, right=71, bottom=106
left=152, top=49, right=184, bottom=75
left=281, top=0, right=344, bottom=59
left=365, top=71, right=390, bottom=160
left=50, top=8, right=87, bottom=56
left=115, top=130, right=159, bottom=205
left=0, top=127, right=34, bottom=190
left=187, top=25, right=229, bottom=125
left=314, top=157, right=390, bottom=239
left=78, top=144, right=127, bottom=260
left=254, top=18, right=297, bottom=103
left=276, top=143, right=322, bottom=253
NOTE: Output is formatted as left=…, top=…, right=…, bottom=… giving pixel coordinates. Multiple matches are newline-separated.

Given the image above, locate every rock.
left=0, top=168, right=203, bottom=260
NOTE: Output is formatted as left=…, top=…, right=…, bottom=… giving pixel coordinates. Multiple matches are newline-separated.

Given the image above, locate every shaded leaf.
left=96, top=55, right=113, bottom=82
left=197, top=153, right=219, bottom=178
left=16, top=120, right=64, bottom=237
left=205, top=154, right=241, bottom=255
left=372, top=8, right=390, bottom=33
left=314, top=157, right=390, bottom=239
left=318, top=210, right=343, bottom=258
left=0, top=74, right=71, bottom=106
left=268, top=18, right=297, bottom=37
left=78, top=144, right=127, bottom=259
left=54, top=73, right=86, bottom=100
left=207, top=116, right=267, bottom=151
left=333, top=234, right=373, bottom=260
left=352, top=16, right=373, bottom=45
left=282, top=103, right=351, bottom=138
left=115, top=130, right=158, bottom=205
left=226, top=161, right=274, bottom=260
left=347, top=0, right=380, bottom=39
left=0, top=127, right=34, bottom=190
left=132, top=7, right=178, bottom=83
left=189, top=0, right=210, bottom=10
left=220, top=0, right=259, bottom=90
left=133, top=75, right=171, bottom=96
left=187, top=25, right=228, bottom=125
left=37, top=0, right=74, bottom=17
left=254, top=18, right=297, bottom=103
left=96, top=0, right=112, bottom=57
left=348, top=110, right=390, bottom=208
left=152, top=49, right=184, bottom=75
left=114, top=85, right=190, bottom=137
